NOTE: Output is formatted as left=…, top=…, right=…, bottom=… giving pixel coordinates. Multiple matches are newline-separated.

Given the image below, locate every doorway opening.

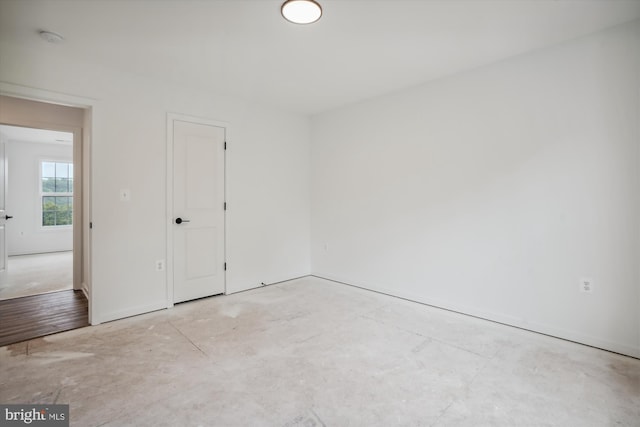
left=0, top=125, right=74, bottom=300
left=0, top=94, right=90, bottom=345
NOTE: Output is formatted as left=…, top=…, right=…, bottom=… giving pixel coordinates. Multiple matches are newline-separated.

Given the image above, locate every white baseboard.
left=225, top=273, right=311, bottom=295
left=96, top=301, right=167, bottom=324
left=81, top=282, right=89, bottom=300
left=8, top=249, right=73, bottom=257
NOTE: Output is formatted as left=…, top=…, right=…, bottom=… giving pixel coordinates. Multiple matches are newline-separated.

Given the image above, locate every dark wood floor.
left=0, top=290, right=88, bottom=347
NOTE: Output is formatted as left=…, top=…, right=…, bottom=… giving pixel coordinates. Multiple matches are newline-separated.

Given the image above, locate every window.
left=41, top=161, right=73, bottom=227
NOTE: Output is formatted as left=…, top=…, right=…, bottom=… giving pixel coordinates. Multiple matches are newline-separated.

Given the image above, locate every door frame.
left=166, top=113, right=228, bottom=308
left=0, top=82, right=96, bottom=324
left=0, top=137, right=6, bottom=282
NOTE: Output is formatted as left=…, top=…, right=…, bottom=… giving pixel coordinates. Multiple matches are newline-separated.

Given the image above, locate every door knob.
left=4, top=215, right=12, bottom=220
left=175, top=217, right=190, bottom=224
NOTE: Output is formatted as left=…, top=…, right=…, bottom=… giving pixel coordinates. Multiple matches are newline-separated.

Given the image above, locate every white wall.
left=1, top=15, right=636, bottom=358
left=5, top=140, right=73, bottom=255
left=0, top=41, right=311, bottom=323
left=311, top=21, right=640, bottom=357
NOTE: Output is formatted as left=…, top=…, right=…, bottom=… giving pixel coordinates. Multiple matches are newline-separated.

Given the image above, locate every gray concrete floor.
left=0, top=252, right=72, bottom=300
left=0, top=276, right=638, bottom=426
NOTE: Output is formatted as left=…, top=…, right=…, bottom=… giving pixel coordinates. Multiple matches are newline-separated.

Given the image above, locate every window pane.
left=43, top=211, right=56, bottom=226
left=41, top=162, right=73, bottom=194
left=55, top=196, right=69, bottom=209
left=57, top=211, right=72, bottom=225
left=56, top=162, right=69, bottom=179
left=42, top=178, right=56, bottom=193
left=55, top=178, right=70, bottom=192
left=42, top=162, right=55, bottom=178
left=43, top=196, right=56, bottom=211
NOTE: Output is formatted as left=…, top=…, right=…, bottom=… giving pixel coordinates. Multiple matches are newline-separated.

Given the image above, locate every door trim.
left=0, top=138, right=6, bottom=281
left=166, top=113, right=228, bottom=308
left=0, top=82, right=96, bottom=324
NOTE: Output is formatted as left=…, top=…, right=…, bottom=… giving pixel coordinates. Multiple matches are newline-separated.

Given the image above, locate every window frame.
left=39, top=158, right=74, bottom=229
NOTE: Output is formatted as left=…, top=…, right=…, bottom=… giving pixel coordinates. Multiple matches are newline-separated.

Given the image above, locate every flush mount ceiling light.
left=38, top=30, right=64, bottom=43
left=281, top=0, right=322, bottom=24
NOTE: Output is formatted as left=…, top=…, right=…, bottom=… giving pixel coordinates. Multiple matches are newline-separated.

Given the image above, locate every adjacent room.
left=0, top=125, right=74, bottom=300
left=0, top=0, right=638, bottom=426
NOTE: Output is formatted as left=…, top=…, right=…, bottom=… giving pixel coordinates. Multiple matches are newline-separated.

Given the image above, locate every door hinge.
left=224, top=262, right=227, bottom=271
left=89, top=222, right=93, bottom=229
left=224, top=141, right=227, bottom=150
left=224, top=202, right=227, bottom=211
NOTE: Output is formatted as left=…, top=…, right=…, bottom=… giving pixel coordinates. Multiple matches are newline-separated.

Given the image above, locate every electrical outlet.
left=155, top=260, right=165, bottom=271
left=579, top=278, right=594, bottom=293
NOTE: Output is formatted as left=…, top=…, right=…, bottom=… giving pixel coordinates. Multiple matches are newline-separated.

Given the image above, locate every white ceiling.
left=0, top=125, right=73, bottom=145
left=1, top=0, right=639, bottom=115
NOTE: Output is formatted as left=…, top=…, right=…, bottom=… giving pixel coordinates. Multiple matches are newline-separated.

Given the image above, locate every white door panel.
left=173, top=120, right=225, bottom=303
left=185, top=227, right=218, bottom=279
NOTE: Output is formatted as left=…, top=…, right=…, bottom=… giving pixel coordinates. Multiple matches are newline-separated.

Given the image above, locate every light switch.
left=120, top=188, right=131, bottom=202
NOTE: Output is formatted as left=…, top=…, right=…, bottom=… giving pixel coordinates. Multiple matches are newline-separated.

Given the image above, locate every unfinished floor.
left=0, top=276, right=638, bottom=426
left=0, top=251, right=73, bottom=300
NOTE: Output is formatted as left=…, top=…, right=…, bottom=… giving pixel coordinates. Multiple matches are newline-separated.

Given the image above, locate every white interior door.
left=173, top=120, right=225, bottom=303
left=0, top=139, right=7, bottom=281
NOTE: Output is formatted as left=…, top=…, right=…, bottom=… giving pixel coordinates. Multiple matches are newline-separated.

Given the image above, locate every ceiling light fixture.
left=281, top=0, right=322, bottom=25
left=38, top=30, right=64, bottom=44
